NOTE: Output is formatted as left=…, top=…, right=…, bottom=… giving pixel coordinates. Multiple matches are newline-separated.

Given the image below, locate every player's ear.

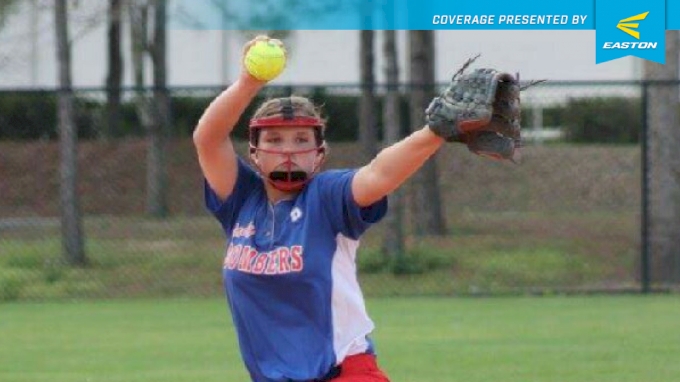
left=315, top=145, right=327, bottom=166
left=249, top=147, right=259, bottom=164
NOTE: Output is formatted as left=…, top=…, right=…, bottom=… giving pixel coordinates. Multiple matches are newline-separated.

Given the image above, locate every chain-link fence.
left=1, top=80, right=679, bottom=301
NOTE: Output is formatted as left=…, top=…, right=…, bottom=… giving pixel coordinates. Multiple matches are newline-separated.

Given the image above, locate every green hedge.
left=561, top=97, right=642, bottom=144
left=0, top=90, right=414, bottom=142
left=0, top=90, right=657, bottom=144
left=0, top=92, right=130, bottom=140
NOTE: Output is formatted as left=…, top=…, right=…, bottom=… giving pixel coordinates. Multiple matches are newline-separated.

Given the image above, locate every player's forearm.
left=371, top=126, right=444, bottom=186
left=193, top=77, right=263, bottom=147
left=354, top=126, right=444, bottom=206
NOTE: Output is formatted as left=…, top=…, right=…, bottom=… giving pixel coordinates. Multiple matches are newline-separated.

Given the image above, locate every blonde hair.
left=254, top=96, right=326, bottom=126
left=250, top=96, right=327, bottom=145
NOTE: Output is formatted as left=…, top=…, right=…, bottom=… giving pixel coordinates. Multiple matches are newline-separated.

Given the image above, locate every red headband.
left=249, top=115, right=323, bottom=129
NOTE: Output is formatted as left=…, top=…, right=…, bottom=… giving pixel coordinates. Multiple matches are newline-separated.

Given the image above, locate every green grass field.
left=0, top=210, right=641, bottom=301
left=2, top=295, right=679, bottom=382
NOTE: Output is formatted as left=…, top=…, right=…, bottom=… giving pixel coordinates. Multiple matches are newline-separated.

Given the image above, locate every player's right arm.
left=193, top=76, right=263, bottom=201
left=193, top=38, right=268, bottom=201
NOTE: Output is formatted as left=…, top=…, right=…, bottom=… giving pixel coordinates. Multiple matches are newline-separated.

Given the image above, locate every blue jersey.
left=204, top=158, right=388, bottom=382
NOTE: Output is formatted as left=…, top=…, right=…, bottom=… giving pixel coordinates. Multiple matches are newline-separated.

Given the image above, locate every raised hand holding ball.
left=244, top=39, right=287, bottom=82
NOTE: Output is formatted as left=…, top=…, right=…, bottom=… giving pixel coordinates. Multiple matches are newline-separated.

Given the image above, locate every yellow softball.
left=244, top=40, right=286, bottom=82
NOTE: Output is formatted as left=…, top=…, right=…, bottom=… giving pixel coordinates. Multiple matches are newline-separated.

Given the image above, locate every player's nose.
left=279, top=141, right=298, bottom=154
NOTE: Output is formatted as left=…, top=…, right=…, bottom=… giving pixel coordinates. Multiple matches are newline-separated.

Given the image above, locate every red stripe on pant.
left=332, top=354, right=390, bottom=382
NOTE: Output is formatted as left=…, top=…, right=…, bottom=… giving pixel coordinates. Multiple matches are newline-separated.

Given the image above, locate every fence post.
left=640, top=80, right=650, bottom=294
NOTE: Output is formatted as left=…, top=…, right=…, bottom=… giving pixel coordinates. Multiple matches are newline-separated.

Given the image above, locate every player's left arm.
left=352, top=126, right=444, bottom=207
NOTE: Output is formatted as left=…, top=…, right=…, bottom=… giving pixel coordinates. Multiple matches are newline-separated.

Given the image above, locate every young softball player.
left=194, top=35, right=516, bottom=381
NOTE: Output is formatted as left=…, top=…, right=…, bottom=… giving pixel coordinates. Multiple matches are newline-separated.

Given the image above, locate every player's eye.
left=266, top=137, right=282, bottom=144
left=295, top=137, right=310, bottom=144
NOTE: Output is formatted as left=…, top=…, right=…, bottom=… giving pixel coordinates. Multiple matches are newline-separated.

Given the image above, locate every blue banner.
left=170, top=0, right=595, bottom=30
left=595, top=0, right=666, bottom=64
left=669, top=0, right=680, bottom=29
left=168, top=0, right=679, bottom=64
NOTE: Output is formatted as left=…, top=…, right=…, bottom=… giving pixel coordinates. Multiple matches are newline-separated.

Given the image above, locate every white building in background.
left=0, top=1, right=641, bottom=92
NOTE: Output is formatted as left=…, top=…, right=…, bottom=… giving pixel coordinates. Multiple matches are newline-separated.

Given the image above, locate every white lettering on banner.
left=602, top=42, right=658, bottom=49
left=573, top=15, right=588, bottom=24
left=432, top=15, right=496, bottom=25
left=498, top=15, right=569, bottom=25
left=432, top=15, right=589, bottom=26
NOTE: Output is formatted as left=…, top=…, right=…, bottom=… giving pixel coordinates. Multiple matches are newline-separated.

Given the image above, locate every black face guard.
left=248, top=98, right=326, bottom=192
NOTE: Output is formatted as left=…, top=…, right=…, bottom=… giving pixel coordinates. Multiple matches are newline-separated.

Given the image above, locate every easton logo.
left=616, top=11, right=648, bottom=39
left=603, top=11, right=657, bottom=50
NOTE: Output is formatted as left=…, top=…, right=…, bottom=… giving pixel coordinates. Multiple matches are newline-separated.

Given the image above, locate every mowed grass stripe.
left=1, top=295, right=679, bottom=382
